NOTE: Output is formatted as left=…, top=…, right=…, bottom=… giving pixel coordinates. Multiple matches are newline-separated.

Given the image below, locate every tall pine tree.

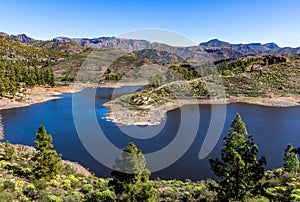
left=209, top=113, right=266, bottom=201
left=284, top=143, right=299, bottom=175
left=109, top=142, right=157, bottom=202
left=33, top=125, right=62, bottom=180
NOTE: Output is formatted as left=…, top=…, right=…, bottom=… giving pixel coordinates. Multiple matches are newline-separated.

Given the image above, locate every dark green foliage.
left=61, top=74, right=75, bottom=82
left=82, top=183, right=94, bottom=193
left=283, top=144, right=299, bottom=174
left=3, top=140, right=15, bottom=161
left=1, top=125, right=300, bottom=201
left=263, top=168, right=300, bottom=201
left=0, top=60, right=56, bottom=96
left=45, top=68, right=56, bottom=87
left=168, top=65, right=201, bottom=81
left=33, top=125, right=62, bottom=180
left=3, top=180, right=15, bottom=192
left=109, top=142, right=157, bottom=202
left=85, top=189, right=114, bottom=202
left=105, top=73, right=122, bottom=81
left=217, top=57, right=261, bottom=75
left=209, top=114, right=266, bottom=201
left=104, top=68, right=123, bottom=81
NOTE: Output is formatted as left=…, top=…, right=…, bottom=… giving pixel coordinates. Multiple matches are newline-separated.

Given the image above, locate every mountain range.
left=10, top=33, right=300, bottom=58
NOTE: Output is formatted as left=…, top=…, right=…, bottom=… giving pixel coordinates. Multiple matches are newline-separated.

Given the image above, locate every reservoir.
left=1, top=87, right=300, bottom=180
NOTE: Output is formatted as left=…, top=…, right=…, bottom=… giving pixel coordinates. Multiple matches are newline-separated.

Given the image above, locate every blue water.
left=1, top=87, right=300, bottom=180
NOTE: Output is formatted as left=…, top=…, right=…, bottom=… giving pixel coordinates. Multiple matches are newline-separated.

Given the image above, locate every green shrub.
left=62, top=179, right=72, bottom=190
left=85, top=189, right=114, bottom=201
left=62, top=194, right=82, bottom=202
left=82, top=183, right=94, bottom=193
left=47, top=195, right=62, bottom=202
left=69, top=174, right=80, bottom=188
left=33, top=178, right=47, bottom=190
left=0, top=191, right=14, bottom=201
left=62, top=191, right=84, bottom=202
left=96, top=178, right=108, bottom=189
left=3, top=141, right=15, bottom=161
left=23, top=184, right=38, bottom=200
left=3, top=180, right=15, bottom=190
left=49, top=179, right=60, bottom=187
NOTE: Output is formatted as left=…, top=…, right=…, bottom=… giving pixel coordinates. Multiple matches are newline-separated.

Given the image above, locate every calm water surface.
left=1, top=87, right=300, bottom=180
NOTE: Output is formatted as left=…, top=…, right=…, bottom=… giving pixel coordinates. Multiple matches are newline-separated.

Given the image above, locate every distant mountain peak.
left=199, top=39, right=231, bottom=47
left=52, top=36, right=74, bottom=43
left=11, top=34, right=35, bottom=43
left=199, top=39, right=282, bottom=54
left=264, top=43, right=280, bottom=50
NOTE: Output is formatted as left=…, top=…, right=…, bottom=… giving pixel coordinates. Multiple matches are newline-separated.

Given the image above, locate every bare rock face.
left=11, top=34, right=35, bottom=43
left=52, top=36, right=151, bottom=52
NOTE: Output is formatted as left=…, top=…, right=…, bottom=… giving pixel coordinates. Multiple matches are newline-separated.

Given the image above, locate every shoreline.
left=0, top=84, right=299, bottom=128
left=0, top=85, right=79, bottom=140
left=98, top=80, right=149, bottom=88
left=104, top=95, right=300, bottom=126
left=0, top=86, right=79, bottom=111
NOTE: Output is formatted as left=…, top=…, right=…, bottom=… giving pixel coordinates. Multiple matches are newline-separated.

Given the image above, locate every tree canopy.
left=209, top=113, right=266, bottom=201
left=284, top=143, right=299, bottom=174
left=109, top=142, right=157, bottom=202
left=33, top=125, right=62, bottom=180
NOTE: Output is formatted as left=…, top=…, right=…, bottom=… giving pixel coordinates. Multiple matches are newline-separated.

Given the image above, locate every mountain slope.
left=6, top=32, right=300, bottom=62
left=51, top=36, right=245, bottom=62
left=200, top=39, right=300, bottom=55
left=0, top=32, right=70, bottom=61
left=53, top=36, right=151, bottom=52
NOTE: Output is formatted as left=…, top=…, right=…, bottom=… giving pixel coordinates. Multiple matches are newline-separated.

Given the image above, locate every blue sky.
left=1, top=0, right=300, bottom=47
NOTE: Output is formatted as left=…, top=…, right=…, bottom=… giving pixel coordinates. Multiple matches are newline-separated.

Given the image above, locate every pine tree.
left=3, top=140, right=15, bottom=161
left=33, top=125, right=62, bottom=180
left=284, top=144, right=299, bottom=175
left=0, top=79, right=5, bottom=96
left=209, top=113, right=266, bottom=201
left=47, top=68, right=55, bottom=87
left=109, top=142, right=157, bottom=202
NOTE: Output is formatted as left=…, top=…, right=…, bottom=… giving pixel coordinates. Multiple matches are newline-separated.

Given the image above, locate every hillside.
left=0, top=32, right=70, bottom=61
left=104, top=53, right=300, bottom=125
left=122, top=53, right=300, bottom=103
left=1, top=31, right=300, bottom=105
left=0, top=33, right=71, bottom=97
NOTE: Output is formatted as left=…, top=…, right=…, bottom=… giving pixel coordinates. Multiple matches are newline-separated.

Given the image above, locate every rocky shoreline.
left=104, top=95, right=300, bottom=126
